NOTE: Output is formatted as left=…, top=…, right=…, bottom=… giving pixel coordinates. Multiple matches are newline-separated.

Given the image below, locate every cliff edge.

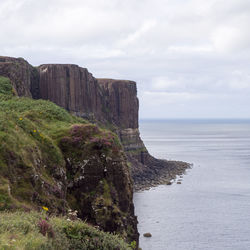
left=0, top=56, right=188, bottom=191
left=0, top=74, right=138, bottom=246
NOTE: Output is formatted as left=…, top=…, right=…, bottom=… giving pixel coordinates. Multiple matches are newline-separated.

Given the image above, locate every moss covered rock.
left=59, top=123, right=138, bottom=243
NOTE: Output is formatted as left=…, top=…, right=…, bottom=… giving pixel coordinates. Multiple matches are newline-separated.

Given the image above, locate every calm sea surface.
left=134, top=120, right=250, bottom=250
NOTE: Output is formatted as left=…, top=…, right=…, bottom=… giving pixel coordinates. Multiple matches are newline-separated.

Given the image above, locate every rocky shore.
left=133, top=160, right=191, bottom=191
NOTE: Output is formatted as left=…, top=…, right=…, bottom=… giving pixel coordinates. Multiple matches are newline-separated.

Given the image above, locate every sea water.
left=134, top=120, right=250, bottom=250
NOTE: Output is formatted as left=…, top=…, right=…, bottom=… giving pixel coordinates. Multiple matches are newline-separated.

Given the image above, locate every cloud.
left=118, top=20, right=157, bottom=47
left=168, top=45, right=213, bottom=53
left=0, top=0, right=250, bottom=118
left=211, top=24, right=250, bottom=53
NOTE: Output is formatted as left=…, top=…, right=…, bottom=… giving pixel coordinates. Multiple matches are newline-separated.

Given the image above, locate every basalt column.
left=38, top=64, right=105, bottom=122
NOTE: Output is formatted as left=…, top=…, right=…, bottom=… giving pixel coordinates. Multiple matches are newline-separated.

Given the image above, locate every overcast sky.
left=1, top=0, right=250, bottom=119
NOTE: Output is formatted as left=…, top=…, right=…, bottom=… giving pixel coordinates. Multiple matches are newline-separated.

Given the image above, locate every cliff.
left=0, top=56, right=39, bottom=98
left=0, top=76, right=138, bottom=246
left=37, top=66, right=139, bottom=129
left=0, top=56, right=188, bottom=191
left=97, top=79, right=188, bottom=189
left=38, top=64, right=105, bottom=122
left=97, top=79, right=138, bottom=129
left=0, top=56, right=190, bottom=246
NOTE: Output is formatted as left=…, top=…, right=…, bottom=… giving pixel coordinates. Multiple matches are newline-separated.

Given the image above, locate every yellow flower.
left=42, top=206, right=48, bottom=211
left=19, top=117, right=23, bottom=121
left=33, top=130, right=37, bottom=133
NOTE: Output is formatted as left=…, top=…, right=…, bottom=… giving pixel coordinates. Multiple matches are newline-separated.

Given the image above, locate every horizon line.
left=139, top=118, right=250, bottom=120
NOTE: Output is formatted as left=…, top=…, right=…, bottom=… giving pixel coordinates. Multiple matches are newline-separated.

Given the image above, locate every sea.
left=133, top=119, right=250, bottom=250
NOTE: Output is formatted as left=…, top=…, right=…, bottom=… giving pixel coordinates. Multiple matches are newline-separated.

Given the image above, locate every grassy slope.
left=0, top=77, right=134, bottom=249
left=0, top=76, right=85, bottom=211
left=0, top=211, right=131, bottom=250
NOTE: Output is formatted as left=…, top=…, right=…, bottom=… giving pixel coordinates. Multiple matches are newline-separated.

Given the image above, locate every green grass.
left=0, top=77, right=137, bottom=249
left=0, top=76, right=14, bottom=100
left=0, top=77, right=88, bottom=211
left=0, top=211, right=131, bottom=250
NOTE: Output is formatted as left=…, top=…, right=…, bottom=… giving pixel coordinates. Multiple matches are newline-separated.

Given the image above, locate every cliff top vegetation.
left=0, top=76, right=137, bottom=249
left=0, top=211, right=132, bottom=249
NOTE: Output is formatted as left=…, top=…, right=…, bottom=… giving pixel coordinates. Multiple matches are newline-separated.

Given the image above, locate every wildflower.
left=19, top=117, right=23, bottom=121
left=33, top=130, right=37, bottom=133
left=42, top=206, right=48, bottom=211
left=38, top=219, right=54, bottom=238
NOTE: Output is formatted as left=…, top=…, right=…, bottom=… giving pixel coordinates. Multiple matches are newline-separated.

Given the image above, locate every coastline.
left=133, top=160, right=191, bottom=192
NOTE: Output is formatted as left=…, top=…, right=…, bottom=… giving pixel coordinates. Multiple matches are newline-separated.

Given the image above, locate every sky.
left=1, top=0, right=250, bottom=119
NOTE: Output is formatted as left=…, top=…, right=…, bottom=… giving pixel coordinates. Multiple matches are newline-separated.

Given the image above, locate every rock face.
left=37, top=67, right=139, bottom=130
left=97, top=79, right=138, bottom=129
left=0, top=56, right=39, bottom=98
left=38, top=64, right=105, bottom=122
left=60, top=124, right=138, bottom=241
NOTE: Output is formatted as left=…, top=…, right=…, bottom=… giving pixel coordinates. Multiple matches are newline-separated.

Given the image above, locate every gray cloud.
left=1, top=0, right=250, bottom=118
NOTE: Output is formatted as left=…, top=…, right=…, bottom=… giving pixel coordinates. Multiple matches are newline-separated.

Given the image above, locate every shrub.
left=38, top=219, right=55, bottom=238
left=0, top=77, right=12, bottom=95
